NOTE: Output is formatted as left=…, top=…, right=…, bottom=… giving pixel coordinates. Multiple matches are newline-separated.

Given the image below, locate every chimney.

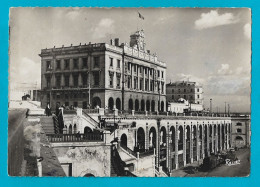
left=110, top=39, right=114, bottom=45
left=114, top=38, right=119, bottom=46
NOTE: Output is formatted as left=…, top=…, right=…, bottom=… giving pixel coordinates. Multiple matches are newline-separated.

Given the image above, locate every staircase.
left=110, top=145, right=136, bottom=177
left=40, top=116, right=55, bottom=134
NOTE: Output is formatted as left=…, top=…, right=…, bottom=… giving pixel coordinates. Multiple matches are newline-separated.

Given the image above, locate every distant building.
left=231, top=114, right=251, bottom=148
left=39, top=30, right=167, bottom=112
left=166, top=81, right=203, bottom=105
left=167, top=98, right=203, bottom=113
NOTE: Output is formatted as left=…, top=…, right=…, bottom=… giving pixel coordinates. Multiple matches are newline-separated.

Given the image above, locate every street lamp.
left=210, top=98, right=212, bottom=114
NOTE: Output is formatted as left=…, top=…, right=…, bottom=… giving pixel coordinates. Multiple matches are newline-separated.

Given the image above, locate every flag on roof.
left=138, top=12, right=144, bottom=20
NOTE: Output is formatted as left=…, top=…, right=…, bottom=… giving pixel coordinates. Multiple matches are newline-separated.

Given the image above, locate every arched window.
left=69, top=124, right=72, bottom=134
left=129, top=99, right=133, bottom=111
left=73, top=124, right=77, bottom=134
left=108, top=97, right=114, bottom=110
left=116, top=98, right=121, bottom=110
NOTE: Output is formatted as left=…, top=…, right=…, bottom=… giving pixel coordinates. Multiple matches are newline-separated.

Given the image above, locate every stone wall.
left=53, top=143, right=111, bottom=177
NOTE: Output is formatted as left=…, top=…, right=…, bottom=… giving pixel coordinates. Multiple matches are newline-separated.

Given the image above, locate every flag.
left=138, top=12, right=144, bottom=20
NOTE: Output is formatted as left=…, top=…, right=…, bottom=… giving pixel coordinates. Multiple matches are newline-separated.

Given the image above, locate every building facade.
left=231, top=115, right=251, bottom=148
left=166, top=81, right=203, bottom=105
left=40, top=30, right=167, bottom=112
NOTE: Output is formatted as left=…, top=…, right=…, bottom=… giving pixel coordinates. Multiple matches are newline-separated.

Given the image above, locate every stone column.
left=226, top=124, right=229, bottom=150
left=156, top=119, right=161, bottom=169
left=69, top=74, right=73, bottom=87
left=202, top=125, right=205, bottom=159
left=166, top=125, right=170, bottom=170
left=168, top=129, right=172, bottom=172
left=145, top=124, right=149, bottom=150
left=212, top=125, right=215, bottom=153
left=183, top=125, right=186, bottom=166
left=175, top=125, right=179, bottom=169
left=207, top=125, right=210, bottom=156
left=61, top=74, right=65, bottom=87
left=78, top=73, right=82, bottom=87
left=220, top=125, right=223, bottom=151
left=190, top=125, right=193, bottom=163
left=215, top=125, right=218, bottom=153
left=196, top=125, right=199, bottom=161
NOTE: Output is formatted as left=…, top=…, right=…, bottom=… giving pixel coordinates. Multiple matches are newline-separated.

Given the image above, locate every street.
left=186, top=148, right=250, bottom=177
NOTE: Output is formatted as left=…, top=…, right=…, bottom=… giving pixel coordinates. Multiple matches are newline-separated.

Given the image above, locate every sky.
left=9, top=8, right=251, bottom=113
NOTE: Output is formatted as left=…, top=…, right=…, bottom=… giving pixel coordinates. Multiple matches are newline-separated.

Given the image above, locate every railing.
left=82, top=110, right=100, bottom=128
left=120, top=145, right=137, bottom=158
left=47, top=133, right=103, bottom=142
left=83, top=109, right=99, bottom=114
left=63, top=110, right=77, bottom=115
left=162, top=166, right=170, bottom=177
left=139, top=149, right=154, bottom=158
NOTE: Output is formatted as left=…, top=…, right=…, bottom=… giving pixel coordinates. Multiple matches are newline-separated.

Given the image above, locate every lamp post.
left=225, top=102, right=227, bottom=116
left=210, top=98, right=212, bottom=114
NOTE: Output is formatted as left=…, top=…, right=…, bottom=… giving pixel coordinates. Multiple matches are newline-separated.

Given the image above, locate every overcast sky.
left=9, top=8, right=251, bottom=113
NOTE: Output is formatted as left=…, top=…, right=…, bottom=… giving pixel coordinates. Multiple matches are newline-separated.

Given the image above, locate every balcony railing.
left=46, top=133, right=103, bottom=142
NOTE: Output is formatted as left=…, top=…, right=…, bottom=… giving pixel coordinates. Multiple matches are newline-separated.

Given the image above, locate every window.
left=197, top=101, right=200, bottom=104
left=74, top=102, right=78, bottom=107
left=237, top=129, right=242, bottom=133
left=128, top=76, right=132, bottom=88
left=157, top=70, right=160, bottom=77
left=161, top=82, right=164, bottom=93
left=172, top=89, right=174, bottom=93
left=162, top=71, right=164, bottom=78
left=109, top=74, right=114, bottom=87
left=140, top=78, right=143, bottom=90
left=82, top=74, right=88, bottom=86
left=93, top=72, right=100, bottom=85
left=134, top=65, right=137, bottom=72
left=150, top=69, right=153, bottom=76
left=134, top=77, right=138, bottom=89
left=145, top=68, right=147, bottom=74
left=145, top=79, right=148, bottom=91
left=110, top=57, right=113, bottom=67
left=172, top=95, right=174, bottom=99
left=190, top=89, right=193, bottom=92
left=56, top=60, right=61, bottom=70
left=65, top=102, right=69, bottom=106
left=128, top=62, right=131, bottom=71
left=73, top=75, right=78, bottom=87
left=82, top=58, right=88, bottom=68
left=197, top=95, right=200, bottom=99
left=178, top=89, right=180, bottom=93
left=56, top=76, right=61, bottom=87
left=190, top=95, right=193, bottom=99
left=73, top=59, right=78, bottom=69
left=117, top=59, right=120, bottom=68
left=82, top=92, right=86, bottom=98
left=184, top=95, right=186, bottom=99
left=197, top=88, right=200, bottom=92
left=65, top=59, right=70, bottom=69
left=56, top=94, right=60, bottom=99
left=65, top=75, right=70, bottom=87
left=94, top=57, right=99, bottom=68
left=46, top=77, right=51, bottom=88
left=236, top=122, right=242, bottom=126
left=140, top=66, right=142, bottom=73
left=117, top=77, right=120, bottom=87
left=46, top=61, right=51, bottom=70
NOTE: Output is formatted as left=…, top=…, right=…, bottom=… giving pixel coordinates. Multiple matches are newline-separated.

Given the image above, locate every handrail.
left=139, top=149, right=154, bottom=158
left=46, top=133, right=103, bottom=142
left=120, top=145, right=137, bottom=158
left=82, top=110, right=100, bottom=128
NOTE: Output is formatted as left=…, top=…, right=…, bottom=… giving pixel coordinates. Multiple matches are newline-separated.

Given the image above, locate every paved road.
left=187, top=148, right=250, bottom=177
